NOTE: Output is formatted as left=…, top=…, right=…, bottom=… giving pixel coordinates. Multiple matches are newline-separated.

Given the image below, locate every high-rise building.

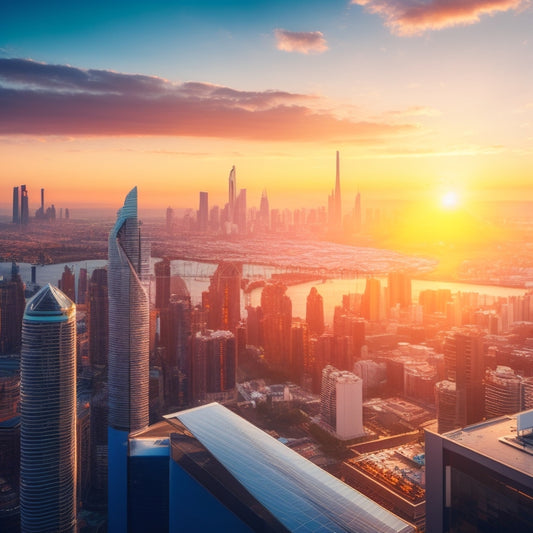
left=306, top=286, right=325, bottom=336
left=436, top=328, right=484, bottom=432
left=236, top=188, right=247, bottom=234
left=191, top=330, right=236, bottom=405
left=258, top=189, right=269, bottom=231
left=166, top=206, right=174, bottom=233
left=320, top=365, right=364, bottom=440
left=58, top=265, right=75, bottom=301
left=388, top=271, right=412, bottom=309
left=205, top=262, right=241, bottom=332
left=87, top=268, right=108, bottom=367
left=107, top=187, right=150, bottom=533
left=155, top=258, right=171, bottom=310
left=361, top=278, right=381, bottom=321
left=20, top=185, right=29, bottom=225
left=426, top=411, right=533, bottom=532
left=260, top=282, right=292, bottom=371
left=0, top=263, right=25, bottom=355
left=228, top=165, right=236, bottom=224
left=197, top=191, right=208, bottom=232
left=77, top=267, right=88, bottom=305
left=484, top=366, right=521, bottom=419
left=12, top=186, right=19, bottom=224
left=20, top=284, right=77, bottom=533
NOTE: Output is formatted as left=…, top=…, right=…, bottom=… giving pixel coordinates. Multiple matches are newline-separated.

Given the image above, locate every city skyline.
left=1, top=1, right=532, bottom=212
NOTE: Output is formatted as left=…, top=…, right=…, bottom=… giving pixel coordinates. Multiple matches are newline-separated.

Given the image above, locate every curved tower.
left=20, top=284, right=76, bottom=533
left=108, top=187, right=150, bottom=533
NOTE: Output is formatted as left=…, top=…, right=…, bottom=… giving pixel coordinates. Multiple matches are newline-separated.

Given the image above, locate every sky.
left=1, top=0, right=532, bottom=214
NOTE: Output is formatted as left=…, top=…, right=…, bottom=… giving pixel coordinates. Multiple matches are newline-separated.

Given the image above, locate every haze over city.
left=2, top=2, right=533, bottom=533
left=1, top=0, right=532, bottom=213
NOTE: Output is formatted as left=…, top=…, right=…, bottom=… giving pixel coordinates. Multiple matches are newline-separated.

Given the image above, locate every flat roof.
left=165, top=403, right=414, bottom=533
left=443, top=413, right=533, bottom=479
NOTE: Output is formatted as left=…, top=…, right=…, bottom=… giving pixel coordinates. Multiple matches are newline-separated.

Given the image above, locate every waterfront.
left=1, top=260, right=527, bottom=326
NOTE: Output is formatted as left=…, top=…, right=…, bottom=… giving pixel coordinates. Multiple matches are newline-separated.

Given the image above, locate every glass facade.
left=20, top=284, right=77, bottom=533
left=444, top=450, right=533, bottom=532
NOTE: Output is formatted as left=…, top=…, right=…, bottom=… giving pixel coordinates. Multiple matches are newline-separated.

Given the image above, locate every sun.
left=441, top=191, right=459, bottom=210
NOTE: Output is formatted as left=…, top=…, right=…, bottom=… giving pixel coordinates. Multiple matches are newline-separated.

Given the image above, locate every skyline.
left=1, top=1, right=532, bottom=211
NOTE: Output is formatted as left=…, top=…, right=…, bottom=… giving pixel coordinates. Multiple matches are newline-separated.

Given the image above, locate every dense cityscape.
left=1, top=159, right=533, bottom=531
left=2, top=1, right=533, bottom=532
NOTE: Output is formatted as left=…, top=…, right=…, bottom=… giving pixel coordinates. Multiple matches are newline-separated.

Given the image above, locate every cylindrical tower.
left=20, top=284, right=76, bottom=533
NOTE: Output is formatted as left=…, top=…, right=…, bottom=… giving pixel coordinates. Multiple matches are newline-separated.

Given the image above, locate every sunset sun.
left=441, top=191, right=459, bottom=210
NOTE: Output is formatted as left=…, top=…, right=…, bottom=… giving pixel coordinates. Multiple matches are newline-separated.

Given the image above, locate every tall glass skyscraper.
left=20, top=284, right=77, bottom=533
left=108, top=186, right=150, bottom=533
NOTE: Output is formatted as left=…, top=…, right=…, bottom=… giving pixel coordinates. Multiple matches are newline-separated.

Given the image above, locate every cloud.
left=274, top=29, right=328, bottom=54
left=352, top=0, right=528, bottom=36
left=0, top=58, right=415, bottom=142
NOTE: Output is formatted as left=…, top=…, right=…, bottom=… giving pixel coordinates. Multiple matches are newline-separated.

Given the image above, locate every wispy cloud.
left=386, top=105, right=442, bottom=118
left=274, top=29, right=328, bottom=54
left=0, top=58, right=415, bottom=142
left=352, top=0, right=529, bottom=36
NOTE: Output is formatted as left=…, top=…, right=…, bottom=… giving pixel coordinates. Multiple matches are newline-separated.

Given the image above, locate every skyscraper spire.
left=108, top=186, right=150, bottom=533
left=228, top=165, right=236, bottom=223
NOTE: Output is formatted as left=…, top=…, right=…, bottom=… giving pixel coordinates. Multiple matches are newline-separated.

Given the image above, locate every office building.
left=191, top=329, right=236, bottom=405
left=426, top=410, right=533, bottom=532
left=20, top=284, right=77, bottom=533
left=388, top=271, right=412, bottom=309
left=77, top=267, right=87, bottom=305
left=258, top=189, right=270, bottom=231
left=12, top=186, right=19, bottom=224
left=438, top=328, right=484, bottom=431
left=0, top=263, right=25, bottom=355
left=320, top=365, right=364, bottom=440
left=485, top=366, right=521, bottom=419
left=354, top=190, right=361, bottom=232
left=260, top=282, right=292, bottom=371
left=107, top=187, right=150, bottom=533
left=205, top=261, right=241, bottom=332
left=306, top=286, right=325, bottom=336
left=362, top=277, right=382, bottom=321
left=87, top=268, right=108, bottom=367
left=20, top=185, right=29, bottom=225
left=155, top=258, right=171, bottom=310
left=58, top=265, right=75, bottom=301
left=228, top=165, right=236, bottom=224
left=198, top=191, right=208, bottom=232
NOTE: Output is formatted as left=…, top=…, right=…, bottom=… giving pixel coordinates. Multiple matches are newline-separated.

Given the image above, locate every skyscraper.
left=306, top=286, right=325, bottom=336
left=0, top=263, right=25, bottom=355
left=258, top=189, right=269, bottom=231
left=198, top=191, right=208, bottom=232
left=205, top=261, right=241, bottom=332
left=12, top=186, right=19, bottom=224
left=88, top=268, right=108, bottom=367
left=20, top=284, right=77, bottom=533
left=108, top=187, right=150, bottom=533
left=20, top=185, right=29, bottom=225
left=228, top=165, right=236, bottom=224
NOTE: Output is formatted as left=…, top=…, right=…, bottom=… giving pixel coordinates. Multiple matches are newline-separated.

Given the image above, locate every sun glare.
left=441, top=191, right=459, bottom=210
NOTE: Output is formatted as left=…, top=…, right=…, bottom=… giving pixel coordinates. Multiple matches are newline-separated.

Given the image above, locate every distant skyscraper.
left=12, top=186, right=19, bottom=224
left=436, top=328, right=484, bottom=432
left=0, top=263, right=25, bottom=355
left=107, top=187, right=150, bottom=533
left=77, top=267, right=88, bottom=304
left=88, top=268, right=108, bottom=367
left=388, top=271, right=412, bottom=310
left=261, top=282, right=292, bottom=371
left=20, top=185, right=29, bottom=225
left=306, top=286, right=325, bottom=336
left=362, top=278, right=381, bottom=321
left=155, top=258, right=171, bottom=310
left=191, top=329, right=236, bottom=404
left=228, top=165, right=236, bottom=224
left=198, top=191, right=208, bottom=232
left=20, top=284, right=77, bottom=533
left=236, top=188, right=247, bottom=233
left=258, top=189, right=269, bottom=231
left=205, top=262, right=241, bottom=332
left=166, top=206, right=174, bottom=233
left=58, top=265, right=75, bottom=301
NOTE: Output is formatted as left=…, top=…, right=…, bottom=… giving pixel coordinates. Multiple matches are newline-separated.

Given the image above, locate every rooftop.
left=443, top=411, right=533, bottom=479
left=165, top=402, right=414, bottom=533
